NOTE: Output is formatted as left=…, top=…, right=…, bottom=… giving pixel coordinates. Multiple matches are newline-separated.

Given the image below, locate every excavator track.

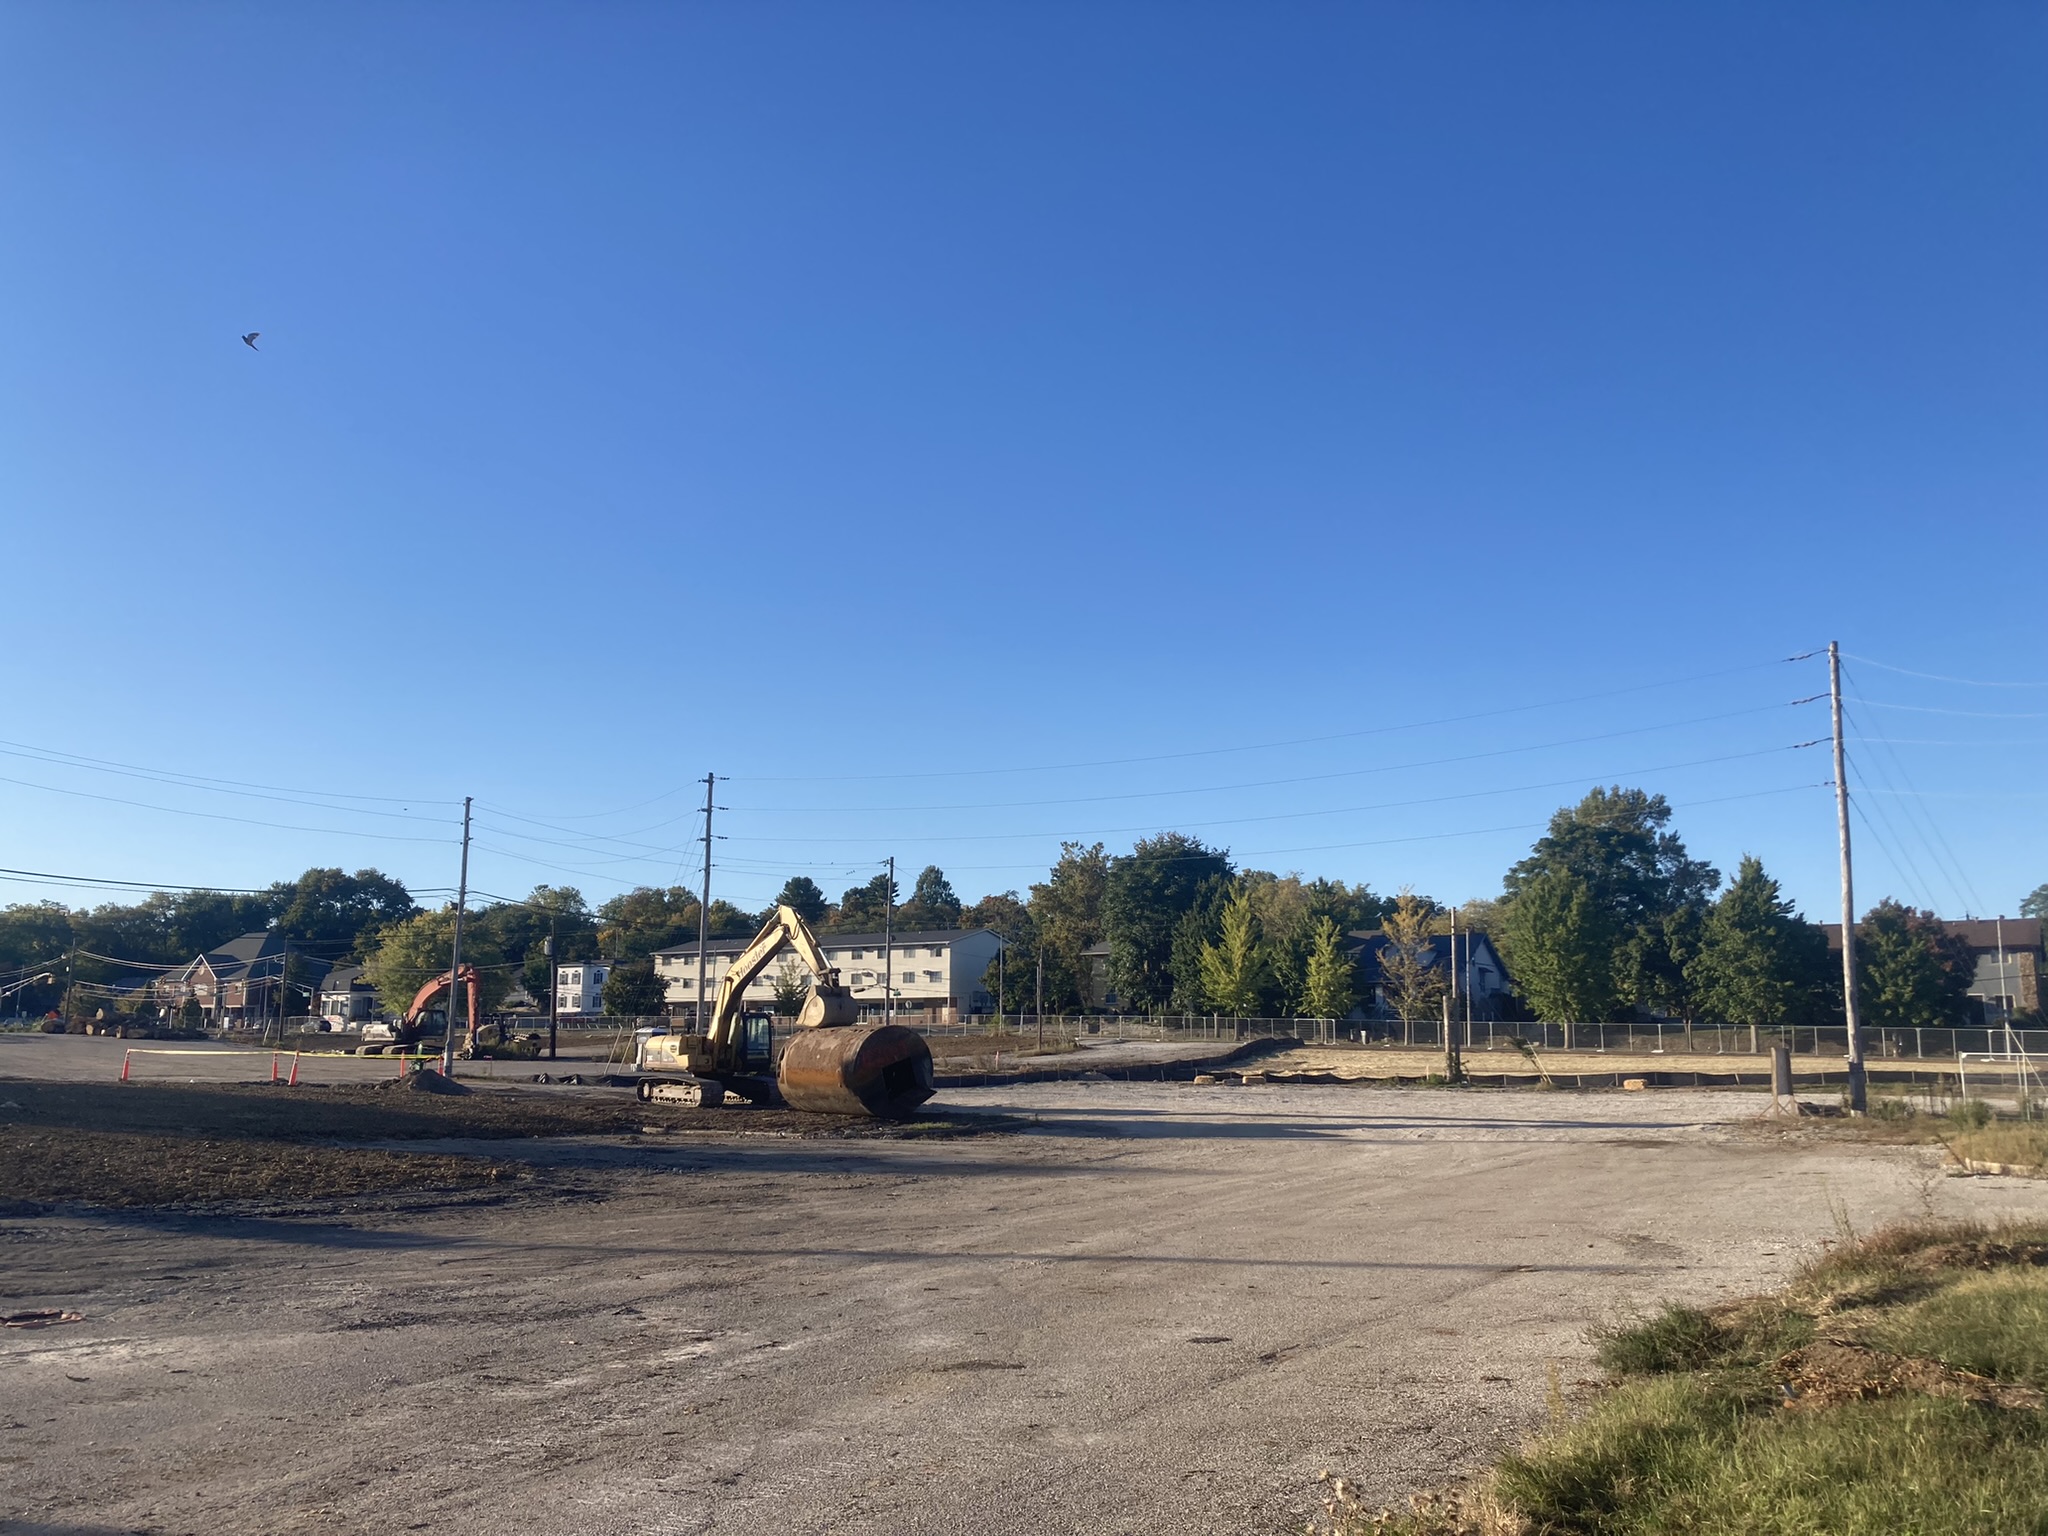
left=638, top=1077, right=726, bottom=1108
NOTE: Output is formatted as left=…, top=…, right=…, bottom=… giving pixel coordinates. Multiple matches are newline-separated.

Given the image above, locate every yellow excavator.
left=636, top=904, right=935, bottom=1117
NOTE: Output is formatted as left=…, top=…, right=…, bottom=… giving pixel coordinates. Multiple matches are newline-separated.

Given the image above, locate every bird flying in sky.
left=241, top=332, right=260, bottom=350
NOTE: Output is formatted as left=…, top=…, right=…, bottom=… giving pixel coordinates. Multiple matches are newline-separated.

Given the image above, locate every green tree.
left=961, top=891, right=1032, bottom=944
left=602, top=958, right=667, bottom=1017
left=2021, top=883, right=2048, bottom=921
left=1103, top=833, right=1233, bottom=1013
left=770, top=959, right=810, bottom=1016
left=1500, top=869, right=1620, bottom=1023
left=1378, top=890, right=1448, bottom=1026
left=360, top=908, right=509, bottom=1020
left=268, top=867, right=416, bottom=955
left=1198, top=888, right=1268, bottom=1016
left=1243, top=873, right=1382, bottom=1014
left=1858, top=899, right=1977, bottom=1031
left=161, top=890, right=281, bottom=959
left=774, top=876, right=829, bottom=925
left=1301, top=917, right=1356, bottom=1021
left=1030, top=842, right=1109, bottom=1005
left=1506, top=787, right=1720, bottom=921
left=1686, top=856, right=1833, bottom=1029
left=1620, top=904, right=1708, bottom=1020
left=897, top=865, right=962, bottom=930
left=829, top=872, right=897, bottom=932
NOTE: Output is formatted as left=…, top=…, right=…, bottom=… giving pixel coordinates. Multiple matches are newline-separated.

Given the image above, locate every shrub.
left=1949, top=1099, right=1995, bottom=1131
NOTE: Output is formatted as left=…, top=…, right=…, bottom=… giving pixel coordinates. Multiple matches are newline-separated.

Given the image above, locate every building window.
left=902, top=971, right=915, bottom=984
left=931, top=945, right=945, bottom=956
left=924, top=970, right=940, bottom=983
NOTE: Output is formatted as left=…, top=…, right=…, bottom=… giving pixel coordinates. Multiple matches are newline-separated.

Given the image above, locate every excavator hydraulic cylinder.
left=777, top=1023, right=935, bottom=1118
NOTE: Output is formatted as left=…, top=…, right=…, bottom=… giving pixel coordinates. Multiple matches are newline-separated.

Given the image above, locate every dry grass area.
left=1264, top=1044, right=1781, bottom=1081
left=919, top=1031, right=1077, bottom=1060
left=1331, top=1219, right=2048, bottom=1535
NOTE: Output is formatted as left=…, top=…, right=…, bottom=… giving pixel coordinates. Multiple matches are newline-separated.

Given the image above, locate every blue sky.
left=2, top=3, right=2043, bottom=924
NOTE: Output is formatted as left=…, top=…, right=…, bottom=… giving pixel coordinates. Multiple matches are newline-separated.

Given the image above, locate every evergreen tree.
left=773, top=876, right=829, bottom=925
left=1686, top=856, right=1832, bottom=1028
left=1300, top=917, right=1355, bottom=1021
left=1198, top=888, right=1268, bottom=1016
left=1500, top=869, right=1620, bottom=1023
left=898, top=865, right=962, bottom=929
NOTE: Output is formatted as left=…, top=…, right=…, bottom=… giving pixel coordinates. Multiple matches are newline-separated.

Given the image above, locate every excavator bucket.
left=777, top=1023, right=935, bottom=1118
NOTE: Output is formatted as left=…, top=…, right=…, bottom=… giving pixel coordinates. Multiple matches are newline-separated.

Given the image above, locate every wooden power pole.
left=1830, top=642, right=1866, bottom=1113
left=440, top=797, right=472, bottom=1076
left=696, top=773, right=716, bottom=1031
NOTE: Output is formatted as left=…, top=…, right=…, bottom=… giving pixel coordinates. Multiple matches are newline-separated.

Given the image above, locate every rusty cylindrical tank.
left=777, top=1023, right=934, bottom=1117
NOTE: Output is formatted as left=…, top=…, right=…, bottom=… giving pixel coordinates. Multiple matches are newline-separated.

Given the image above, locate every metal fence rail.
left=925, top=1014, right=2045, bottom=1062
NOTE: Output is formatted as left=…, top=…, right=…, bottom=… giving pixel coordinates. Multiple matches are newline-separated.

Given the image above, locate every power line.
left=727, top=656, right=1806, bottom=784
left=0, top=736, right=459, bottom=806
left=1841, top=654, right=2048, bottom=689
left=723, top=704, right=1804, bottom=817
left=0, top=771, right=461, bottom=843
left=1855, top=701, right=2048, bottom=719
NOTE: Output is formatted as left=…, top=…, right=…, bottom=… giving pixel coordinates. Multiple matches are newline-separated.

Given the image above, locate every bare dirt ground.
left=8, top=1067, right=2048, bottom=1536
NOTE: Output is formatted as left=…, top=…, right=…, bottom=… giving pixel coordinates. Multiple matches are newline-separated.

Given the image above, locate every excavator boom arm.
left=708, top=907, right=846, bottom=1049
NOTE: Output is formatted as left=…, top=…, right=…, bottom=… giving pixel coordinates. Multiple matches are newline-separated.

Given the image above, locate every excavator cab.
left=741, top=1012, right=775, bottom=1072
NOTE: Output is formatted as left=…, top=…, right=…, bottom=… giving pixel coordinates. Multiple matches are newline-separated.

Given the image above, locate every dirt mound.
left=382, top=1069, right=471, bottom=1096
left=1778, top=1340, right=2044, bottom=1411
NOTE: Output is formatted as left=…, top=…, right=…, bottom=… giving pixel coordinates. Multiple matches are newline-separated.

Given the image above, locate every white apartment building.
left=652, top=929, right=1005, bottom=1026
left=555, top=962, right=611, bottom=1017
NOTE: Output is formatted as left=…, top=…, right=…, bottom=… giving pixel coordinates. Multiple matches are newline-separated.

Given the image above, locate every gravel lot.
left=8, top=1077, right=2047, bottom=1536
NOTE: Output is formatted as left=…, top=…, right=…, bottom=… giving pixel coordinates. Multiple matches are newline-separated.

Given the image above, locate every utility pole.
left=695, top=773, right=716, bottom=1032
left=996, top=938, right=1005, bottom=1032
left=546, top=918, right=558, bottom=1061
left=1035, top=951, right=1044, bottom=1051
left=1449, top=907, right=1459, bottom=1051
left=883, top=856, right=895, bottom=1025
left=1829, top=641, right=1866, bottom=1113
left=62, top=943, right=76, bottom=1033
left=440, top=797, right=472, bottom=1076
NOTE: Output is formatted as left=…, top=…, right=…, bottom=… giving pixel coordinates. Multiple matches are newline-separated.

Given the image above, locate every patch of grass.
left=1950, top=1123, right=2048, bottom=1170
left=1492, top=1381, right=2048, bottom=1535
left=1597, top=1301, right=1811, bottom=1378
left=1873, top=1270, right=2048, bottom=1388
left=1343, top=1221, right=2048, bottom=1536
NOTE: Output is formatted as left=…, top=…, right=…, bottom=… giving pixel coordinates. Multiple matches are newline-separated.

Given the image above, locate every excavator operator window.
left=742, top=1012, right=774, bottom=1070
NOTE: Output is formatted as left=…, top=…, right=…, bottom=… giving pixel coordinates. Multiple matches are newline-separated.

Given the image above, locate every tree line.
left=2, top=794, right=2025, bottom=1031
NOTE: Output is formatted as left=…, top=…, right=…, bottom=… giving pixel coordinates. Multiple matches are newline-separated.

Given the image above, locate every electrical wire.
left=0, top=772, right=461, bottom=843
left=1841, top=654, right=2048, bottom=689
left=723, top=656, right=1807, bottom=785
left=721, top=704, right=1807, bottom=817
left=0, top=736, right=458, bottom=806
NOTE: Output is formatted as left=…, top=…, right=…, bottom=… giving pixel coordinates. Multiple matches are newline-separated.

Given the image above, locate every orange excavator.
left=637, top=904, right=935, bottom=1117
left=359, top=965, right=482, bottom=1054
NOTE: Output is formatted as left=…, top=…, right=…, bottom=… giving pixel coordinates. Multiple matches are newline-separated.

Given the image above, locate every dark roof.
left=319, top=963, right=368, bottom=993
left=652, top=928, right=996, bottom=960
left=205, top=932, right=286, bottom=966
left=1345, top=929, right=1504, bottom=983
left=1822, top=918, right=2041, bottom=953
